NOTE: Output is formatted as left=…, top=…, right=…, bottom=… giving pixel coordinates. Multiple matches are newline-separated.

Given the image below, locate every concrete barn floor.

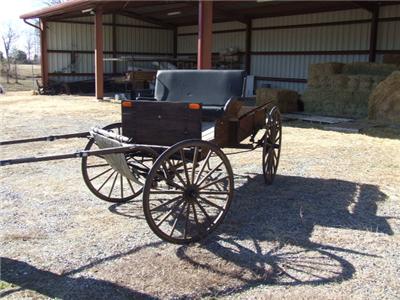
left=0, top=92, right=399, bottom=299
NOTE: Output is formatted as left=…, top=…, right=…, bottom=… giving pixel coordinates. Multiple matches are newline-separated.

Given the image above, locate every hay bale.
left=347, top=76, right=360, bottom=91
left=302, top=87, right=370, bottom=118
left=256, top=88, right=299, bottom=113
left=307, top=76, right=321, bottom=88
left=308, top=62, right=344, bottom=78
left=383, top=54, right=400, bottom=65
left=368, top=71, right=400, bottom=123
left=342, top=62, right=398, bottom=76
left=359, top=76, right=373, bottom=90
left=329, top=74, right=348, bottom=89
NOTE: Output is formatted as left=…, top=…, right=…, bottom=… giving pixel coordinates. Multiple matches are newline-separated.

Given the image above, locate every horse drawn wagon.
left=1, top=70, right=282, bottom=244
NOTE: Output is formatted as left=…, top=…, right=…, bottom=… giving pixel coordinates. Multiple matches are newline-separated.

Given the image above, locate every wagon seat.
left=136, top=70, right=247, bottom=121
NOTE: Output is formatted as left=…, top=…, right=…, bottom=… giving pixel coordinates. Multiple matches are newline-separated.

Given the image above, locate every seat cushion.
left=154, top=70, right=246, bottom=106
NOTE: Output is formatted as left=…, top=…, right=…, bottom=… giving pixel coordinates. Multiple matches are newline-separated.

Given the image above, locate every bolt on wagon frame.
left=0, top=70, right=282, bottom=244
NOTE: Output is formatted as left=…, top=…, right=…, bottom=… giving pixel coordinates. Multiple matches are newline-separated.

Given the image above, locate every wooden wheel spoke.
left=191, top=202, right=200, bottom=229
left=89, top=167, right=113, bottom=181
left=151, top=195, right=183, bottom=212
left=194, top=150, right=212, bottom=184
left=120, top=174, right=124, bottom=199
left=150, top=190, right=183, bottom=195
left=170, top=202, right=187, bottom=237
left=197, top=161, right=224, bottom=186
left=198, top=195, right=225, bottom=211
left=108, top=172, right=119, bottom=198
left=156, top=199, right=184, bottom=227
left=126, top=178, right=136, bottom=194
left=193, top=199, right=213, bottom=225
left=184, top=203, right=191, bottom=240
left=180, top=149, right=191, bottom=184
left=198, top=176, right=229, bottom=190
left=199, top=191, right=229, bottom=195
left=97, top=170, right=116, bottom=192
left=86, top=163, right=110, bottom=169
left=191, top=146, right=199, bottom=184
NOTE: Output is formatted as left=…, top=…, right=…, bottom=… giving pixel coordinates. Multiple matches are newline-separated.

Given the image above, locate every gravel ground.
left=1, top=92, right=399, bottom=299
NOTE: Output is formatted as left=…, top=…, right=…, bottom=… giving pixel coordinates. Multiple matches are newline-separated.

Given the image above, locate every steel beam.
left=197, top=0, right=213, bottom=69
left=95, top=8, right=104, bottom=99
left=40, top=20, right=49, bottom=86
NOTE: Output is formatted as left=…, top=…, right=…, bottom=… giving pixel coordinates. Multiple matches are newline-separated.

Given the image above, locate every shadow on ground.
left=284, top=119, right=400, bottom=140
left=1, top=174, right=393, bottom=299
left=175, top=173, right=393, bottom=297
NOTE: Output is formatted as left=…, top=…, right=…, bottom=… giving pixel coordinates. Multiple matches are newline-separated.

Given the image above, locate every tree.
left=0, top=51, right=4, bottom=62
left=1, top=25, right=18, bottom=83
left=25, top=32, right=34, bottom=63
left=12, top=49, right=28, bottom=64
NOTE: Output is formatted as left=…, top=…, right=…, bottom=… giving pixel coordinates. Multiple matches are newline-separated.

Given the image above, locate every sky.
left=0, top=0, right=47, bottom=53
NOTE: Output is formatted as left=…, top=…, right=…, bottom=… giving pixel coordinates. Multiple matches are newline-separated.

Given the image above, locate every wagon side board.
left=122, top=101, right=202, bottom=146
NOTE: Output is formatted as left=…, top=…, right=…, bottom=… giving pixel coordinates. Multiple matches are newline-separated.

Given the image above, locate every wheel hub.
left=183, top=185, right=199, bottom=202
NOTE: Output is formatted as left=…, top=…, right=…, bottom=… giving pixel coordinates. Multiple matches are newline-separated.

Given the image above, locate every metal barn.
left=21, top=1, right=400, bottom=99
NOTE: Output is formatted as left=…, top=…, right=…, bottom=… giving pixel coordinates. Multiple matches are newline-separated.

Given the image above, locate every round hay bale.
left=368, top=71, right=400, bottom=123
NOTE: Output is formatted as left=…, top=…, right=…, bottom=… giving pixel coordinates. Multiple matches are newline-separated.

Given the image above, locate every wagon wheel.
left=143, top=140, right=234, bottom=244
left=81, top=123, right=157, bottom=203
left=262, top=106, right=282, bottom=184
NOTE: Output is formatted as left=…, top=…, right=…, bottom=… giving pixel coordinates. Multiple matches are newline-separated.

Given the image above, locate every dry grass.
left=1, top=92, right=399, bottom=299
left=0, top=64, right=41, bottom=92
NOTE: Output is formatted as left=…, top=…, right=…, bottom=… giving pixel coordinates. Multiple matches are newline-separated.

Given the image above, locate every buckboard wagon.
left=0, top=70, right=282, bottom=244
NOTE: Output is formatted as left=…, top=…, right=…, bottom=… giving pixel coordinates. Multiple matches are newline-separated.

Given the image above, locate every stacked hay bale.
left=256, top=88, right=299, bottom=113
left=368, top=71, right=400, bottom=123
left=302, top=62, right=399, bottom=118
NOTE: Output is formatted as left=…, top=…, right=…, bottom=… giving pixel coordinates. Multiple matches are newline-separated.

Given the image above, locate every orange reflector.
left=188, top=103, right=201, bottom=110
left=122, top=101, right=133, bottom=108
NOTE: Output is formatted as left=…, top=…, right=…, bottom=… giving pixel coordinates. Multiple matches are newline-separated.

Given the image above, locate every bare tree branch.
left=1, top=25, right=18, bottom=83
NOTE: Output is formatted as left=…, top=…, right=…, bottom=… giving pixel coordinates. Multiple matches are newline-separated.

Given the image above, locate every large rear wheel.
left=143, top=140, right=234, bottom=244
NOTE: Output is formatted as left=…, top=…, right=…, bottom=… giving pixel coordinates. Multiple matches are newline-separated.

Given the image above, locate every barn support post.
left=369, top=5, right=379, bottom=62
left=245, top=19, right=252, bottom=74
left=112, top=14, right=117, bottom=74
left=197, top=0, right=213, bottom=69
left=173, top=27, right=178, bottom=59
left=40, top=20, right=49, bottom=86
left=95, top=8, right=104, bottom=99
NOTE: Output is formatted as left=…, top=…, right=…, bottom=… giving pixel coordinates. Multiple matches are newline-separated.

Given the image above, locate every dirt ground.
left=1, top=92, right=399, bottom=299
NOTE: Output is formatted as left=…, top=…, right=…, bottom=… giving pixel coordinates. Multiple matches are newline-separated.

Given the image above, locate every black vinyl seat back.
left=154, top=70, right=246, bottom=107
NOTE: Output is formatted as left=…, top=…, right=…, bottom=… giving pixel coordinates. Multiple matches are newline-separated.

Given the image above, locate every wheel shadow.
left=175, top=173, right=393, bottom=297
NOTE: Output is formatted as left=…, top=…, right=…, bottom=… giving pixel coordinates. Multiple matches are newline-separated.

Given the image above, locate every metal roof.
left=20, top=1, right=391, bottom=27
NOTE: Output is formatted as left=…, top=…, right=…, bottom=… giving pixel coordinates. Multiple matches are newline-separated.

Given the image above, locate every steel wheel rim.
left=263, top=107, right=282, bottom=184
left=81, top=123, right=157, bottom=203
left=143, top=140, right=234, bottom=244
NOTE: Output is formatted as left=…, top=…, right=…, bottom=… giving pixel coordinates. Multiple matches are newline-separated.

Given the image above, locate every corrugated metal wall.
left=177, top=22, right=246, bottom=54
left=252, top=5, right=400, bottom=92
left=47, top=4, right=399, bottom=89
left=47, top=14, right=173, bottom=82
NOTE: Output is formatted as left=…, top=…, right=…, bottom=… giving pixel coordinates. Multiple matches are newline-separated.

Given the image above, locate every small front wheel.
left=81, top=123, right=157, bottom=203
left=143, top=140, right=234, bottom=244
